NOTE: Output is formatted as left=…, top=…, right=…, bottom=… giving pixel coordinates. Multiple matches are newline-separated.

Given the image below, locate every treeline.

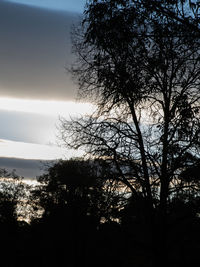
left=0, top=159, right=200, bottom=267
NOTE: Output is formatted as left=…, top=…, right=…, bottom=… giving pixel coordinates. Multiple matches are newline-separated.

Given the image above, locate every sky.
left=0, top=0, right=89, bottom=178
left=7, top=0, right=85, bottom=12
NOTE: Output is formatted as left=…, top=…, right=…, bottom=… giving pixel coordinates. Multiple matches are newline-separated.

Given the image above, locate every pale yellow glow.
left=0, top=139, right=82, bottom=160
left=0, top=97, right=94, bottom=117
left=23, top=179, right=41, bottom=186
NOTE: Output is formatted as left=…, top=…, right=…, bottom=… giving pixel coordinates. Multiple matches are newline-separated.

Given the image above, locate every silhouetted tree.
left=0, top=168, right=27, bottom=224
left=0, top=168, right=29, bottom=266
left=33, top=159, right=123, bottom=222
left=60, top=1, right=200, bottom=266
left=30, top=159, right=124, bottom=266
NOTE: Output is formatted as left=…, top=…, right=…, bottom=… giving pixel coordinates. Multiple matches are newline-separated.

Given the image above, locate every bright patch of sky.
left=0, top=139, right=82, bottom=160
left=6, top=0, right=85, bottom=12
left=0, top=97, right=93, bottom=117
left=0, top=98, right=93, bottom=159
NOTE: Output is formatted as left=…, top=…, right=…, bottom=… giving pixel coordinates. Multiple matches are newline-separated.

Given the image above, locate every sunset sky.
left=0, top=0, right=89, bottom=178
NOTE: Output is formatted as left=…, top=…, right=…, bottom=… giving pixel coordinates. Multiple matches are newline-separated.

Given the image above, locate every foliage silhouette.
left=60, top=0, right=200, bottom=266
left=0, top=168, right=29, bottom=266
left=30, top=159, right=125, bottom=266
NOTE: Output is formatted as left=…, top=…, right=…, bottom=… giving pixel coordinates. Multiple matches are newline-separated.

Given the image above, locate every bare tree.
left=61, top=2, right=200, bottom=259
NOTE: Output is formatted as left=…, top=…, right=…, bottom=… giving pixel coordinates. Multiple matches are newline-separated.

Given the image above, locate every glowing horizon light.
left=0, top=97, right=94, bottom=118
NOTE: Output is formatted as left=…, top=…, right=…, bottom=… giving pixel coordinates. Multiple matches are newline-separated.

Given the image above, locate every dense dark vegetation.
left=1, top=0, right=200, bottom=266
left=0, top=158, right=200, bottom=267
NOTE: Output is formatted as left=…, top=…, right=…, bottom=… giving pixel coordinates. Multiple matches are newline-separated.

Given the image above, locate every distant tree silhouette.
left=33, top=159, right=122, bottom=222
left=31, top=159, right=124, bottom=266
left=0, top=168, right=28, bottom=266
left=0, top=168, right=26, bottom=224
left=60, top=0, right=200, bottom=266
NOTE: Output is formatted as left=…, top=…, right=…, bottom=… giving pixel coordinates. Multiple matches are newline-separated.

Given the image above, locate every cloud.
left=0, top=1, right=80, bottom=101
left=0, top=139, right=69, bottom=160
left=0, top=110, right=57, bottom=144
left=0, top=157, right=54, bottom=178
left=0, top=100, right=93, bottom=145
left=0, top=97, right=93, bottom=116
left=6, top=0, right=85, bottom=13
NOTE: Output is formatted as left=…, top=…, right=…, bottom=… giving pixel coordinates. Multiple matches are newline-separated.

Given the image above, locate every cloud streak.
left=0, top=110, right=57, bottom=144
left=0, top=138, right=82, bottom=160
left=0, top=1, right=80, bottom=101
left=0, top=157, right=53, bottom=178
left=0, top=99, right=93, bottom=145
left=0, top=97, right=93, bottom=116
left=6, top=0, right=85, bottom=13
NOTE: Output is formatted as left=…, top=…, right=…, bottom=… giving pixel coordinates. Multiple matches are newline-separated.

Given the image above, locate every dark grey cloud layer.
left=0, top=157, right=54, bottom=178
left=0, top=1, right=80, bottom=100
